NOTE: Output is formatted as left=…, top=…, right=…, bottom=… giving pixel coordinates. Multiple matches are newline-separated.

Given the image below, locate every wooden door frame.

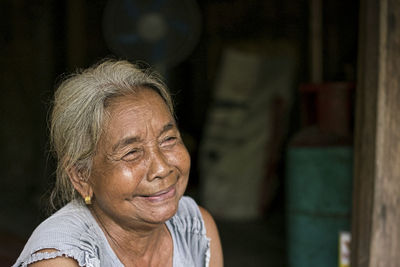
left=352, top=0, right=400, bottom=266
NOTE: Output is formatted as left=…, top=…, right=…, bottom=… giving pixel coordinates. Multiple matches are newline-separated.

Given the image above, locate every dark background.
left=0, top=0, right=358, bottom=265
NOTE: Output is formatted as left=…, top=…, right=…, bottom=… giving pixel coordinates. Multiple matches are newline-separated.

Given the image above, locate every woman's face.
left=89, top=88, right=190, bottom=229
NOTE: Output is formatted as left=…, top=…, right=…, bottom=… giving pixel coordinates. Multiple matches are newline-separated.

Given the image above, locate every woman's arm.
left=199, top=207, right=224, bottom=267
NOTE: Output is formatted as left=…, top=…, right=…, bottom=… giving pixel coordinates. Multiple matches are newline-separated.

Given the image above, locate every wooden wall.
left=352, top=0, right=400, bottom=266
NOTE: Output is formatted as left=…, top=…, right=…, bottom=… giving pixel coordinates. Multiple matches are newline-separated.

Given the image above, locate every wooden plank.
left=352, top=0, right=400, bottom=266
left=370, top=0, right=400, bottom=265
left=309, top=0, right=323, bottom=83
left=351, top=0, right=379, bottom=265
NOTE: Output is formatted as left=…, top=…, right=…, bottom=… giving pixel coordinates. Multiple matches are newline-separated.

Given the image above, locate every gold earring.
left=84, top=196, right=92, bottom=205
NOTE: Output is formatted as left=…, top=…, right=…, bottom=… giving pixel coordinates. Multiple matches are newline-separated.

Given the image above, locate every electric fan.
left=103, top=0, right=202, bottom=71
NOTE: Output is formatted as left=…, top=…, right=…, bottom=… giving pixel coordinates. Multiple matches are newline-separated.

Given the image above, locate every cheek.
left=121, top=167, right=134, bottom=180
left=173, top=146, right=191, bottom=174
left=116, top=165, right=146, bottom=189
left=183, top=150, right=191, bottom=173
left=92, top=164, right=144, bottom=196
left=176, top=149, right=190, bottom=195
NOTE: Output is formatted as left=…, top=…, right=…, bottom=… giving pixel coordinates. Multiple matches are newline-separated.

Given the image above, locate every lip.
left=140, top=185, right=176, bottom=203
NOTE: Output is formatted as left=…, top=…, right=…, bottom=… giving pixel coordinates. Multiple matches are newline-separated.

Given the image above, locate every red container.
left=299, top=82, right=355, bottom=137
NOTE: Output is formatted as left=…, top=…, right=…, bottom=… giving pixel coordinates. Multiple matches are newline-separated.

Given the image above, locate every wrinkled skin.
left=88, top=88, right=190, bottom=231
left=36, top=87, right=223, bottom=267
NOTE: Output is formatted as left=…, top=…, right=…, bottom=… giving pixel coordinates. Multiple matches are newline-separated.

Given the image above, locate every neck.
left=89, top=206, right=172, bottom=266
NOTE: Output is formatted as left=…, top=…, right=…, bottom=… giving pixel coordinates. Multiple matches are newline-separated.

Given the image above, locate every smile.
left=140, top=185, right=176, bottom=203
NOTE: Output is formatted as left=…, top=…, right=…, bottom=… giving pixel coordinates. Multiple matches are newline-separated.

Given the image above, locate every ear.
left=67, top=166, right=93, bottom=200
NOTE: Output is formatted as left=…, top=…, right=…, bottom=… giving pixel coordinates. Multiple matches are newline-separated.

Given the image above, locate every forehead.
left=106, top=88, right=169, bottom=115
left=102, top=89, right=174, bottom=139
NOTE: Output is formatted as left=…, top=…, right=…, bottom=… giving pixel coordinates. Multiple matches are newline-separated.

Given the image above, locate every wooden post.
left=309, top=0, right=323, bottom=83
left=352, top=0, right=400, bottom=266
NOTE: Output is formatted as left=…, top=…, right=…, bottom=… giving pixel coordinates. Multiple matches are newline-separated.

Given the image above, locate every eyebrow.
left=111, top=121, right=176, bottom=152
left=159, top=122, right=175, bottom=136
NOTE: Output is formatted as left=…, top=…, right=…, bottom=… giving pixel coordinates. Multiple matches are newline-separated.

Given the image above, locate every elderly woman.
left=13, top=59, right=223, bottom=267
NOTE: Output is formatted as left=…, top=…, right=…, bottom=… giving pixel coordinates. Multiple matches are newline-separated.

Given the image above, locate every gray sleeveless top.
left=13, top=196, right=210, bottom=267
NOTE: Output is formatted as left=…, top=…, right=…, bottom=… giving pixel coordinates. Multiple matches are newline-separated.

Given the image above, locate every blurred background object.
left=102, top=0, right=202, bottom=73
left=199, top=40, right=297, bottom=220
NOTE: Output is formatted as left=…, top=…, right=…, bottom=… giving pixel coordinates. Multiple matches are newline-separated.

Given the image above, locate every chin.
left=142, top=194, right=181, bottom=224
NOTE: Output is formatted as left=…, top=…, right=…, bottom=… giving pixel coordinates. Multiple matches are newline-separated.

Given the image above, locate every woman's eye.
left=122, top=149, right=142, bottom=161
left=161, top=136, right=178, bottom=147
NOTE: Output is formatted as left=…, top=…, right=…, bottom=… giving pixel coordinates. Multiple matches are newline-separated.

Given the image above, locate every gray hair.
left=49, top=59, right=174, bottom=209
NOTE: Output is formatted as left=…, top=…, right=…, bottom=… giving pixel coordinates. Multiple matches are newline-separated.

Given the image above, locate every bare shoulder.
left=199, top=206, right=224, bottom=267
left=28, top=249, right=80, bottom=267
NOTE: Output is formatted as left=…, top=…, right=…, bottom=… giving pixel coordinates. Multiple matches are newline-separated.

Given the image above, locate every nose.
left=147, top=147, right=173, bottom=181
